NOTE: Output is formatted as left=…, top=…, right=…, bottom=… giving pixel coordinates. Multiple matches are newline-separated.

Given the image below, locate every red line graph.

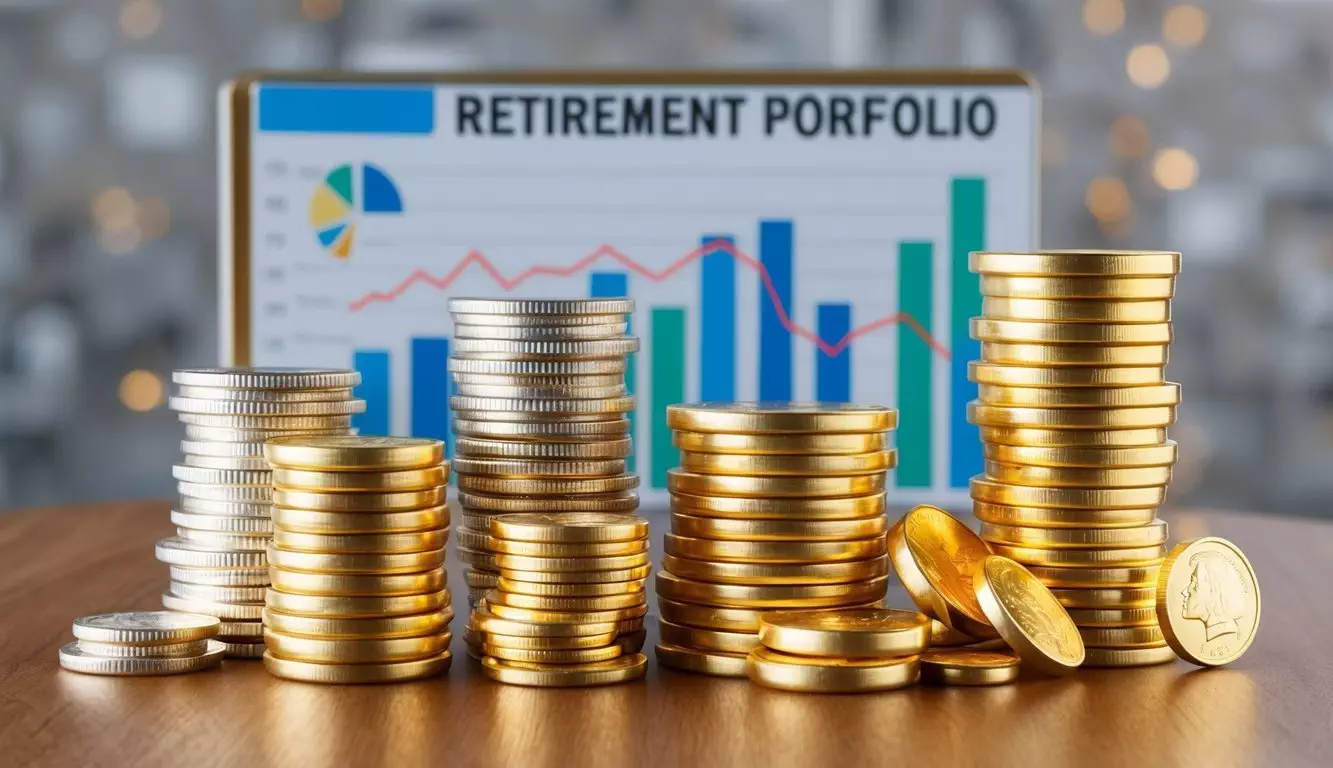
left=348, top=241, right=951, bottom=359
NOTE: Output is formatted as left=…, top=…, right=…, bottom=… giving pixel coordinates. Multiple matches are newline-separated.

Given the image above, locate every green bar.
left=898, top=242, right=934, bottom=488
left=950, top=177, right=986, bottom=488
left=651, top=307, right=686, bottom=489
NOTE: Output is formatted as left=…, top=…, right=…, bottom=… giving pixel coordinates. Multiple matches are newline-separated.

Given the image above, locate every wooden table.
left=1, top=502, right=1328, bottom=767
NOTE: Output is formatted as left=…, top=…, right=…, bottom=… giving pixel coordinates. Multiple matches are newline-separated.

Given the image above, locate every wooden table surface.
left=1, top=501, right=1329, bottom=768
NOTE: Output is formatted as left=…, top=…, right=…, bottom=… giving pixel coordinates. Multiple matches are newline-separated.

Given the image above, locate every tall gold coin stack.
left=260, top=436, right=454, bottom=684
left=158, top=368, right=363, bottom=658
left=655, top=403, right=897, bottom=677
left=967, top=250, right=1182, bottom=668
left=465, top=512, right=651, bottom=687
left=444, top=298, right=640, bottom=606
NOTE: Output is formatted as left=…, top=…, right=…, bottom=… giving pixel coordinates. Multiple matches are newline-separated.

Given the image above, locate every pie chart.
left=308, top=163, right=404, bottom=259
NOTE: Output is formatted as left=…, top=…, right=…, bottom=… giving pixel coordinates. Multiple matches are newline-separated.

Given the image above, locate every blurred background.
left=0, top=0, right=1326, bottom=515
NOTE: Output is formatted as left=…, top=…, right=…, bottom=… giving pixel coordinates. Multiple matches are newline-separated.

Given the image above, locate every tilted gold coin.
left=672, top=430, right=888, bottom=456
left=497, top=577, right=644, bottom=598
left=262, top=651, right=450, bottom=683
left=983, top=442, right=1178, bottom=468
left=264, top=629, right=450, bottom=663
left=969, top=363, right=1166, bottom=389
left=758, top=608, right=930, bottom=658
left=670, top=492, right=886, bottom=520
left=458, top=491, right=640, bottom=514
left=1065, top=607, right=1158, bottom=627
left=455, top=436, right=632, bottom=459
left=271, top=466, right=446, bottom=492
left=451, top=457, right=627, bottom=478
left=980, top=297, right=1171, bottom=324
left=1027, top=565, right=1162, bottom=589
left=264, top=588, right=449, bottom=618
left=272, top=487, right=445, bottom=512
left=655, top=571, right=889, bottom=609
left=471, top=607, right=617, bottom=638
left=457, top=474, right=639, bottom=496
left=482, top=643, right=623, bottom=665
left=1156, top=537, right=1260, bottom=667
left=980, top=520, right=1168, bottom=549
left=72, top=611, right=221, bottom=645
left=488, top=512, right=649, bottom=543
left=666, top=402, right=897, bottom=434
left=486, top=590, right=645, bottom=612
left=493, top=551, right=649, bottom=573
left=261, top=608, right=449, bottom=639
left=918, top=649, right=1020, bottom=686
left=271, top=528, right=447, bottom=554
left=677, top=450, right=897, bottom=477
left=973, top=555, right=1084, bottom=675
left=969, top=250, right=1181, bottom=277
left=498, top=564, right=651, bottom=585
left=266, top=567, right=446, bottom=597
left=977, top=384, right=1182, bottom=409
left=1049, top=586, right=1157, bottom=609
left=480, top=653, right=647, bottom=687
left=970, top=476, right=1168, bottom=510
left=971, top=318, right=1172, bottom=345
left=1078, top=625, right=1166, bottom=649
left=267, top=546, right=444, bottom=575
left=972, top=502, right=1159, bottom=529
left=979, top=342, right=1170, bottom=367
left=659, top=619, right=760, bottom=655
left=989, top=543, right=1166, bottom=568
left=670, top=512, right=888, bottom=542
left=745, top=647, right=920, bottom=693
left=978, top=274, right=1176, bottom=300
left=928, top=619, right=978, bottom=647
left=272, top=505, right=448, bottom=534
left=487, top=537, right=647, bottom=558
left=666, top=470, right=885, bottom=499
left=665, top=533, right=886, bottom=564
left=1080, top=645, right=1177, bottom=667
left=661, top=554, right=889, bottom=586
left=969, top=403, right=1177, bottom=430
left=655, top=643, right=748, bottom=678
left=888, top=505, right=996, bottom=637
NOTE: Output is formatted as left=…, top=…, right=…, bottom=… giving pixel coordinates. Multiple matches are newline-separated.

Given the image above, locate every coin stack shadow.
left=655, top=403, right=897, bottom=678
left=157, top=368, right=364, bottom=658
left=967, top=250, right=1181, bottom=668
left=260, top=438, right=453, bottom=684
left=444, top=298, right=640, bottom=607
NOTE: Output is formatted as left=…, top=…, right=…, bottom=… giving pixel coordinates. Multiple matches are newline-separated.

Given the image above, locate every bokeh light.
left=119, top=0, right=162, bottom=40
left=301, top=0, right=343, bottom=22
left=1152, top=147, right=1199, bottom=190
left=1083, top=0, right=1125, bottom=36
left=1164, top=5, right=1208, bottom=47
left=1086, top=176, right=1132, bottom=223
left=1126, top=44, right=1171, bottom=89
left=1109, top=115, right=1151, bottom=159
left=119, top=370, right=164, bottom=412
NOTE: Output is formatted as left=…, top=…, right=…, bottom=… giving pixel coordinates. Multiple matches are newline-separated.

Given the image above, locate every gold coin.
left=1080, top=645, right=1177, bottom=667
left=969, top=363, right=1166, bottom=389
left=267, top=546, right=444, bottom=575
left=272, top=505, right=448, bottom=535
left=654, top=643, right=748, bottom=678
left=677, top=450, right=897, bottom=477
left=1028, top=565, right=1162, bottom=589
left=887, top=505, right=996, bottom=637
left=980, top=427, right=1169, bottom=449
left=270, top=528, right=446, bottom=554
left=655, top=571, right=888, bottom=609
left=480, top=653, right=647, bottom=687
left=980, top=297, right=1171, bottom=323
left=451, top=457, right=626, bottom=478
left=264, top=588, right=449, bottom=618
left=498, top=564, right=651, bottom=584
left=745, top=647, right=920, bottom=693
left=1050, top=586, right=1157, bottom=609
left=471, top=607, right=618, bottom=637
left=486, top=590, right=644, bottom=612
left=672, top=430, right=888, bottom=455
left=465, top=570, right=500, bottom=589
left=457, top=546, right=498, bottom=571
left=620, top=629, right=647, bottom=654
left=487, top=537, right=647, bottom=558
left=264, top=436, right=444, bottom=470
left=488, top=512, right=649, bottom=543
left=493, top=551, right=650, bottom=573
left=666, top=470, right=885, bottom=499
left=262, top=650, right=450, bottom=683
left=483, top=643, right=623, bottom=665
left=977, top=384, right=1181, bottom=409
left=456, top=527, right=488, bottom=551
left=1065, top=607, right=1158, bottom=627
left=671, top=492, right=886, bottom=520
left=72, top=611, right=221, bottom=646
left=457, top=474, right=639, bottom=496
left=973, top=502, right=1159, bottom=529
left=670, top=512, right=887, bottom=542
left=985, top=461, right=1172, bottom=488
left=666, top=402, right=897, bottom=434
left=661, top=554, right=889, bottom=586
left=497, top=577, right=645, bottom=598
left=261, top=608, right=449, bottom=639
left=979, top=274, right=1176, bottom=299
left=656, top=598, right=773, bottom=633
left=57, top=641, right=226, bottom=676
left=979, top=342, right=1169, bottom=367
left=1079, top=626, right=1166, bottom=649
left=455, top=436, right=632, bottom=459
left=973, top=555, right=1084, bottom=675
left=1156, top=537, right=1260, bottom=667
left=969, top=403, right=1177, bottom=430
left=990, top=544, right=1166, bottom=568
left=929, top=619, right=978, bottom=647
left=983, top=442, right=1177, bottom=469
left=461, top=512, right=496, bottom=533
left=659, top=620, right=759, bottom=654
left=458, top=490, right=640, bottom=514
left=272, top=487, right=445, bottom=512
left=475, top=631, right=618, bottom=651
left=266, top=567, right=445, bottom=597
left=971, top=318, right=1172, bottom=345
left=272, top=466, right=446, bottom=493
left=980, top=520, right=1168, bottom=549
left=758, top=608, right=930, bottom=658
left=919, top=649, right=1020, bottom=686
left=160, top=592, right=262, bottom=621
left=485, top=600, right=646, bottom=625
left=664, top=533, right=886, bottom=564
left=970, top=250, right=1181, bottom=277
left=970, top=476, right=1168, bottom=510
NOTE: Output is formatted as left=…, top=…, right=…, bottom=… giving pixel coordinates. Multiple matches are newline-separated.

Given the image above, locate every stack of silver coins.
left=156, top=367, right=364, bottom=658
left=445, top=298, right=640, bottom=605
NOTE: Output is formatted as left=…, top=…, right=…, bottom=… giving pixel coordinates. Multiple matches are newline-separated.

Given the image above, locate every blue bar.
left=700, top=234, right=736, bottom=401
left=591, top=272, right=635, bottom=473
left=258, top=85, right=435, bottom=134
left=816, top=304, right=852, bottom=402
left=353, top=350, right=391, bottom=436
left=410, top=338, right=450, bottom=452
left=759, top=219, right=794, bottom=401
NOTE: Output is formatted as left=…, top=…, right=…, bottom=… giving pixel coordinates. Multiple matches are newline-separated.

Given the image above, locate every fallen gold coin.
left=1155, top=536, right=1260, bottom=667
left=888, top=505, right=996, bottom=638
left=973, top=555, right=1084, bottom=675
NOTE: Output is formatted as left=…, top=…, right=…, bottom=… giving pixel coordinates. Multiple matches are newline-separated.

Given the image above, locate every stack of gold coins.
left=655, top=403, right=896, bottom=677
left=159, top=368, right=363, bottom=658
left=260, top=437, right=453, bottom=684
left=445, top=298, right=639, bottom=606
left=465, top=512, right=650, bottom=687
left=745, top=608, right=929, bottom=693
left=967, top=250, right=1181, bottom=668
left=58, top=611, right=225, bottom=676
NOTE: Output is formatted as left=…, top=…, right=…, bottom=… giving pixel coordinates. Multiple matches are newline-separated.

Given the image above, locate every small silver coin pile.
left=157, top=368, right=364, bottom=657
left=58, top=611, right=225, bottom=676
left=445, top=298, right=641, bottom=605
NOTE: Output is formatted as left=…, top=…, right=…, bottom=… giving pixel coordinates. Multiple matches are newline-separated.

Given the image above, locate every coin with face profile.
left=1156, top=537, right=1260, bottom=667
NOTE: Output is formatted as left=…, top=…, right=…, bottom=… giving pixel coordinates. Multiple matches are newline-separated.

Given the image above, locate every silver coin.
left=175, top=385, right=356, bottom=402
left=175, top=413, right=355, bottom=429
left=177, top=481, right=273, bottom=502
left=170, top=510, right=274, bottom=533
left=451, top=312, right=630, bottom=328
left=451, top=409, right=631, bottom=425
left=452, top=323, right=628, bottom=341
left=75, top=639, right=211, bottom=659
left=169, top=581, right=267, bottom=604
left=457, top=490, right=639, bottom=513
left=450, top=395, right=635, bottom=415
left=452, top=417, right=630, bottom=439
left=180, top=440, right=266, bottom=457
left=451, top=457, right=627, bottom=478
left=455, top=527, right=488, bottom=551
left=448, top=357, right=627, bottom=376
left=449, top=372, right=626, bottom=388
left=71, top=611, right=221, bottom=645
left=161, top=592, right=265, bottom=621
left=219, top=640, right=267, bottom=659
left=155, top=537, right=269, bottom=568
left=177, top=497, right=272, bottom=517
left=451, top=338, right=638, bottom=360
left=181, top=425, right=353, bottom=443
left=451, top=383, right=628, bottom=400
left=173, top=367, right=360, bottom=390
left=446, top=298, right=634, bottom=315
left=182, top=454, right=271, bottom=470
left=58, top=640, right=226, bottom=676
left=169, top=565, right=270, bottom=587
left=455, top=436, right=631, bottom=459
left=169, top=397, right=366, bottom=416
left=218, top=620, right=265, bottom=638
left=172, top=465, right=272, bottom=486
left=175, top=528, right=272, bottom=550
